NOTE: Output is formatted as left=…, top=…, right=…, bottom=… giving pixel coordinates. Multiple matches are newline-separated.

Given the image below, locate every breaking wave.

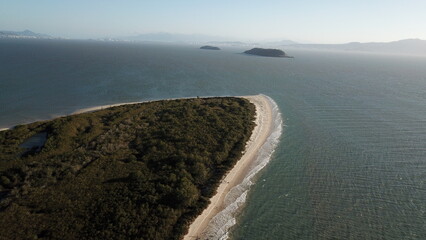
left=201, top=95, right=283, bottom=240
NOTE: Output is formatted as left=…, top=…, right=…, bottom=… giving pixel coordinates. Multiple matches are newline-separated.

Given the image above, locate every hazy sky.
left=1, top=0, right=426, bottom=43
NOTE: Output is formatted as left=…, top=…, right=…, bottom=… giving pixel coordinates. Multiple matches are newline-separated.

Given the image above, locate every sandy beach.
left=71, top=101, right=147, bottom=114
left=184, top=94, right=274, bottom=240
left=0, top=101, right=149, bottom=131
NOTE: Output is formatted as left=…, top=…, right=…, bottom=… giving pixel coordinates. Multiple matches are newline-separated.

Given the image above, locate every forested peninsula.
left=0, top=97, right=256, bottom=240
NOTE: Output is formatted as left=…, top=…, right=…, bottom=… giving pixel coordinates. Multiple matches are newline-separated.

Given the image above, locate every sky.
left=1, top=0, right=426, bottom=43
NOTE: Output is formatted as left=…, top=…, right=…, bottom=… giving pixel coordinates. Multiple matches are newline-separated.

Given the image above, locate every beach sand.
left=71, top=101, right=146, bottom=114
left=183, top=94, right=274, bottom=240
left=0, top=101, right=150, bottom=131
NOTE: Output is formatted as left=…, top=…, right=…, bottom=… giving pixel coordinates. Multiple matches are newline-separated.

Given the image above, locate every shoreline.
left=1, top=96, right=220, bottom=130
left=0, top=103, right=147, bottom=132
left=71, top=101, right=147, bottom=114
left=1, top=94, right=279, bottom=239
left=183, top=94, right=275, bottom=240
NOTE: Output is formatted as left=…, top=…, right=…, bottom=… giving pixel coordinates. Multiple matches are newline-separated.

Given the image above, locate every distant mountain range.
left=263, top=39, right=299, bottom=46
left=2, top=30, right=426, bottom=56
left=122, top=32, right=230, bottom=43
left=290, top=39, right=426, bottom=56
left=117, top=33, right=299, bottom=48
left=0, top=30, right=52, bottom=39
left=121, top=33, right=426, bottom=56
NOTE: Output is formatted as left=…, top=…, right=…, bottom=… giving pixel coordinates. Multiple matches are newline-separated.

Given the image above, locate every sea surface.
left=1, top=39, right=426, bottom=239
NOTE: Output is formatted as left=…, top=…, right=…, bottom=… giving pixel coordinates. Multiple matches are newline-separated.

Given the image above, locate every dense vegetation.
left=200, top=45, right=220, bottom=50
left=244, top=48, right=291, bottom=57
left=0, top=97, right=255, bottom=240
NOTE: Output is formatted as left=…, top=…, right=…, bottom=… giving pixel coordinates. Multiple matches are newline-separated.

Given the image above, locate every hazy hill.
left=123, top=32, right=229, bottom=43
left=121, top=32, right=298, bottom=47
left=292, top=39, right=426, bottom=56
left=264, top=39, right=298, bottom=46
left=0, top=30, right=52, bottom=39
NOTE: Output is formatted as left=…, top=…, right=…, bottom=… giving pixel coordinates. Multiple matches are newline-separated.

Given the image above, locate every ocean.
left=1, top=39, right=425, bottom=239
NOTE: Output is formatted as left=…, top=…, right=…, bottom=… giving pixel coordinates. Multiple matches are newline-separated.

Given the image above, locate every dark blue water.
left=1, top=39, right=425, bottom=239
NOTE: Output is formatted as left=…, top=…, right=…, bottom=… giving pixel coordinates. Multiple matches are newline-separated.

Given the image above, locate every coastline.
left=184, top=94, right=276, bottom=240
left=0, top=102, right=148, bottom=132
left=71, top=101, right=147, bottom=115
left=1, top=95, right=253, bottom=130
left=1, top=94, right=280, bottom=239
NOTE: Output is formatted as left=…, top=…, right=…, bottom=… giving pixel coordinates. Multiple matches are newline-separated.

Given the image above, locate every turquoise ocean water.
left=1, top=39, right=425, bottom=239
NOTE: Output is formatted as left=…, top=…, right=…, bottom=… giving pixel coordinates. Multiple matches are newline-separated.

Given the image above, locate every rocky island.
left=244, top=48, right=293, bottom=58
left=200, top=45, right=220, bottom=50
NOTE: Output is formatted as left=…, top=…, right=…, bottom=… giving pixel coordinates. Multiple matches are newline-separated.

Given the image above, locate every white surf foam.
left=200, top=95, right=283, bottom=240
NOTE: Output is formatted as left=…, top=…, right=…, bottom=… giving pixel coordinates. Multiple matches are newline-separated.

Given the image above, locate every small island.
left=200, top=45, right=220, bottom=50
left=244, top=48, right=293, bottom=58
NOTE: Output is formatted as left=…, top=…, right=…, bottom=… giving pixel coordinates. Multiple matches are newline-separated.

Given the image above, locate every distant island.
left=0, top=97, right=256, bottom=240
left=200, top=45, right=220, bottom=50
left=244, top=48, right=293, bottom=58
